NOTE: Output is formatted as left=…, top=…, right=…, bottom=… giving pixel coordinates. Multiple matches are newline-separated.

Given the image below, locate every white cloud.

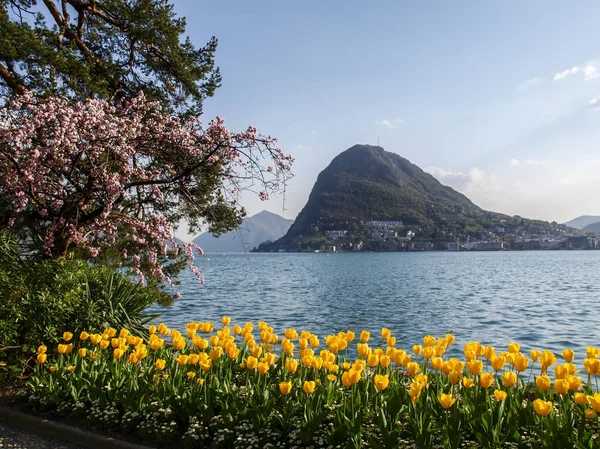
left=554, top=62, right=599, bottom=81
left=424, top=166, right=496, bottom=193
left=589, top=95, right=600, bottom=108
left=517, top=77, right=540, bottom=92
left=426, top=159, right=600, bottom=223
left=375, top=118, right=403, bottom=129
left=509, top=158, right=521, bottom=167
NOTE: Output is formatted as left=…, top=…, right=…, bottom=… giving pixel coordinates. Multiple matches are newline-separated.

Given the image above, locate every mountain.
left=583, top=221, right=600, bottom=233
left=192, top=210, right=293, bottom=252
left=258, top=144, right=559, bottom=252
left=564, top=216, right=600, bottom=230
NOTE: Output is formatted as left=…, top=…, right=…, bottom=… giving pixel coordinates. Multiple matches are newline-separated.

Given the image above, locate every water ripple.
left=147, top=251, right=600, bottom=358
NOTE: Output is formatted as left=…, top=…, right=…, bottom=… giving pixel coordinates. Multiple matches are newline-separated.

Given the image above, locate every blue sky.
left=174, top=1, right=600, bottom=239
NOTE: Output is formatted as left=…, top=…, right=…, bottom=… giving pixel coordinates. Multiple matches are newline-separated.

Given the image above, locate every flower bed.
left=28, top=319, right=600, bottom=448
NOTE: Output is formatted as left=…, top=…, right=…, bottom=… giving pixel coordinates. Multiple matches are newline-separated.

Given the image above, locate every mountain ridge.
left=192, top=210, right=293, bottom=252
left=565, top=215, right=600, bottom=230
left=258, top=144, right=569, bottom=252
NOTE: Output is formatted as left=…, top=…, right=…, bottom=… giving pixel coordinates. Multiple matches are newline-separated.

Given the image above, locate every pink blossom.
left=0, top=91, right=293, bottom=288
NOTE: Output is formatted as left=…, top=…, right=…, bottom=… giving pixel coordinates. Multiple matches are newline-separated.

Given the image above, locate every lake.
left=148, top=251, right=600, bottom=358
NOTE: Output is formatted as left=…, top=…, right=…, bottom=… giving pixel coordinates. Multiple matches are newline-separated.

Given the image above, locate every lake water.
left=148, top=251, right=600, bottom=358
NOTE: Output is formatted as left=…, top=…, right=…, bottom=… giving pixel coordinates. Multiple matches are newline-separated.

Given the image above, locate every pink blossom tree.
left=0, top=91, right=293, bottom=290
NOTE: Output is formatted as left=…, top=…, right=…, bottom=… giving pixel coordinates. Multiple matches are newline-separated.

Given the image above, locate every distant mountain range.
left=258, top=144, right=563, bottom=252
left=192, top=210, right=293, bottom=252
left=564, top=215, right=600, bottom=230
left=583, top=221, right=600, bottom=233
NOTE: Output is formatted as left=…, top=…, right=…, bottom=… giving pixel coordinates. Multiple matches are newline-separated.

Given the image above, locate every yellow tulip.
left=89, top=334, right=102, bottom=345
left=530, top=349, right=541, bottom=362
left=199, top=360, right=212, bottom=372
left=63, top=332, right=73, bottom=342
left=311, top=357, right=323, bottom=370
left=99, top=340, right=109, bottom=350
left=285, top=358, right=298, bottom=374
left=575, top=392, right=588, bottom=406
left=148, top=325, right=157, bottom=335
left=480, top=372, right=494, bottom=389
left=502, top=371, right=517, bottom=388
left=303, top=380, right=316, bottom=394
left=423, top=335, right=436, bottom=347
left=409, top=381, right=422, bottom=403
left=466, top=359, right=483, bottom=376
left=568, top=375, right=582, bottom=391
left=37, top=345, right=47, bottom=354
left=494, top=389, right=507, bottom=401
left=554, top=379, right=569, bottom=394
left=155, top=359, right=166, bottom=370
left=462, top=377, right=475, bottom=389
left=349, top=368, right=361, bottom=384
left=359, top=330, right=370, bottom=343
left=587, top=393, right=600, bottom=413
left=222, top=316, right=231, bottom=326
left=129, top=352, right=138, bottom=364
left=66, top=365, right=76, bottom=373
left=586, top=410, right=597, bottom=419
left=407, top=362, right=420, bottom=376
left=367, top=353, right=379, bottom=367
left=484, top=345, right=496, bottom=360
left=562, top=349, right=575, bottom=363
left=513, top=354, right=529, bottom=372
left=186, top=371, right=195, bottom=379
left=341, top=371, right=353, bottom=388
left=49, top=365, right=57, bottom=373
left=422, top=346, right=435, bottom=360
left=78, top=348, right=87, bottom=358
left=246, top=356, right=258, bottom=370
left=257, top=361, right=269, bottom=374
left=210, top=347, right=223, bottom=361
left=327, top=374, right=337, bottom=382
left=540, top=350, right=557, bottom=371
left=79, top=331, right=89, bottom=341
left=374, top=374, right=389, bottom=391
left=279, top=381, right=292, bottom=395
left=431, top=357, right=443, bottom=371
left=555, top=364, right=569, bottom=379
left=533, top=399, right=553, bottom=416
left=413, top=345, right=422, bottom=355
left=535, top=374, right=551, bottom=392
left=113, top=348, right=124, bottom=360
left=381, top=328, right=391, bottom=340
left=464, top=350, right=476, bottom=362
left=176, top=354, right=189, bottom=366
left=508, top=342, right=520, bottom=354
left=584, top=358, right=600, bottom=375
left=586, top=346, right=600, bottom=358
left=57, top=344, right=67, bottom=354
left=387, top=337, right=396, bottom=347
left=357, top=343, right=371, bottom=358
left=439, top=393, right=456, bottom=409
left=490, top=355, right=506, bottom=371
left=36, top=353, right=47, bottom=364
left=445, top=370, right=459, bottom=385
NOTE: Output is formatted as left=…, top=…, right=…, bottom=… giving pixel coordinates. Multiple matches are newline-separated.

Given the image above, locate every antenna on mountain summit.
left=377, top=137, right=380, bottom=146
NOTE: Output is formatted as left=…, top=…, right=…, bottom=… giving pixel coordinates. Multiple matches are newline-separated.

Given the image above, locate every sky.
left=174, top=1, right=600, bottom=239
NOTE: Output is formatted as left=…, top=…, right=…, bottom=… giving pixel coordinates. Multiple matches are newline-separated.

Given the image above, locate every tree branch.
left=0, top=61, right=25, bottom=95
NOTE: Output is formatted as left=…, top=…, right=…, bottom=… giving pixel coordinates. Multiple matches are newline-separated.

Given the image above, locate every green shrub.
left=0, top=231, right=166, bottom=380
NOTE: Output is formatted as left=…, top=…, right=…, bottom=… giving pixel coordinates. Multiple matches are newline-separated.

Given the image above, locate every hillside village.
left=258, top=216, right=598, bottom=253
